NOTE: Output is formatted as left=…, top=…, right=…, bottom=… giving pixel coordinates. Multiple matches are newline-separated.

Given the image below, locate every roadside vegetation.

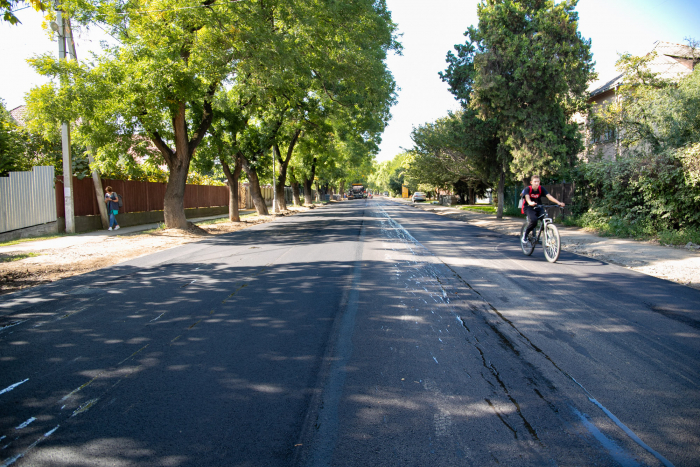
left=1, top=0, right=400, bottom=228
left=0, top=233, right=70, bottom=248
left=367, top=1, right=698, bottom=246
left=0, top=252, right=41, bottom=262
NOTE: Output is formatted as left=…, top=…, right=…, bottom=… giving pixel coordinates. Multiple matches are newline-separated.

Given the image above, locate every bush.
left=570, top=145, right=700, bottom=239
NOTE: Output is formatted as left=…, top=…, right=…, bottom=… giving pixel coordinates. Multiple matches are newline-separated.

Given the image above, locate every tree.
left=28, top=0, right=255, bottom=228
left=1, top=0, right=46, bottom=25
left=0, top=100, right=28, bottom=176
left=369, top=153, right=407, bottom=195
left=442, top=0, right=594, bottom=217
left=405, top=110, right=498, bottom=200
left=594, top=40, right=699, bottom=155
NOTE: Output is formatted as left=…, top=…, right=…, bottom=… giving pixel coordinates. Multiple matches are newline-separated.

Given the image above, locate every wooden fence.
left=55, top=177, right=231, bottom=218
left=542, top=183, right=574, bottom=219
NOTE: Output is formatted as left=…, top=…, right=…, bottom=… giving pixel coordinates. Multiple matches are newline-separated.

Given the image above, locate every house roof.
left=9, top=105, right=27, bottom=126
left=589, top=73, right=624, bottom=97
left=587, top=40, right=698, bottom=98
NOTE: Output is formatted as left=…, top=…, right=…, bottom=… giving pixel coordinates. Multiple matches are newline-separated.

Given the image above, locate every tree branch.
left=188, top=82, right=219, bottom=155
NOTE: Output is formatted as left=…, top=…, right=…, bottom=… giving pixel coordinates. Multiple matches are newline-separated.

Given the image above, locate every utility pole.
left=65, top=18, right=109, bottom=229
left=54, top=6, right=75, bottom=233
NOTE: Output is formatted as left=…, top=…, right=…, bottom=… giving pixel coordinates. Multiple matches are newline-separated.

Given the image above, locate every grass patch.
left=0, top=233, right=70, bottom=248
left=196, top=212, right=257, bottom=226
left=657, top=228, right=700, bottom=246
left=503, top=205, right=526, bottom=218
left=1, top=252, right=41, bottom=263
left=459, top=205, right=496, bottom=214
left=141, top=222, right=167, bottom=234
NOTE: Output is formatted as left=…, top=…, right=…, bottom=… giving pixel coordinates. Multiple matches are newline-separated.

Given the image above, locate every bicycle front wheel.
left=520, top=222, right=535, bottom=256
left=543, top=223, right=561, bottom=263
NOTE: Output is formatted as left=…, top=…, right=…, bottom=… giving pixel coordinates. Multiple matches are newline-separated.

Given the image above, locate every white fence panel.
left=0, top=166, right=57, bottom=234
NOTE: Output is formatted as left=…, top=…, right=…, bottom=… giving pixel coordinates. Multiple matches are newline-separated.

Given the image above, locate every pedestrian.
left=521, top=175, right=564, bottom=243
left=104, top=186, right=120, bottom=231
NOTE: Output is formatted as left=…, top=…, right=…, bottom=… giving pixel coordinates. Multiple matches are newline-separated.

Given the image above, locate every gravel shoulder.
left=401, top=200, right=700, bottom=290
left=0, top=207, right=314, bottom=296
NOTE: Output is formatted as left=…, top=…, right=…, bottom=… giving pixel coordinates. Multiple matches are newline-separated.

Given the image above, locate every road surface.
left=1, top=199, right=698, bottom=466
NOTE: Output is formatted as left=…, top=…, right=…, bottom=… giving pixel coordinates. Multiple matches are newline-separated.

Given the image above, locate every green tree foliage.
left=0, top=99, right=85, bottom=177
left=26, top=0, right=397, bottom=227
left=467, top=0, right=593, bottom=178
left=0, top=100, right=28, bottom=176
left=369, top=153, right=407, bottom=195
left=1, top=0, right=46, bottom=25
left=595, top=49, right=700, bottom=154
left=441, top=0, right=593, bottom=216
left=405, top=110, right=497, bottom=199
left=574, top=65, right=700, bottom=237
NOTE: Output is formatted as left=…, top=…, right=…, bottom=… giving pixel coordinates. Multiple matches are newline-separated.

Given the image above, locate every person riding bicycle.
left=521, top=175, right=565, bottom=243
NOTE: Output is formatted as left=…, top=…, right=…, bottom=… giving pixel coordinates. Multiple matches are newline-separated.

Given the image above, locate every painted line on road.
left=0, top=320, right=27, bottom=333
left=570, top=405, right=640, bottom=467
left=0, top=424, right=60, bottom=467
left=14, top=418, right=36, bottom=430
left=416, top=217, right=679, bottom=465
left=0, top=379, right=28, bottom=396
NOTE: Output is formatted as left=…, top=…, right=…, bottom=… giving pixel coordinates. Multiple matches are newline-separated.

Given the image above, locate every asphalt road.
left=1, top=199, right=698, bottom=466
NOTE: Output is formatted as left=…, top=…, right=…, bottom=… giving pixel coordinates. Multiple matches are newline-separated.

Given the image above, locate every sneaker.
left=115, top=225, right=120, bottom=230
left=108, top=227, right=113, bottom=231
left=521, top=234, right=528, bottom=243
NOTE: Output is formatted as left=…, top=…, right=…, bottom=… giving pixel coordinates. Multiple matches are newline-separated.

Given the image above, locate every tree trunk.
left=221, top=154, right=242, bottom=222
left=290, top=167, right=301, bottom=206
left=303, top=157, right=317, bottom=206
left=496, top=162, right=506, bottom=220
left=163, top=161, right=189, bottom=229
left=315, top=181, right=321, bottom=202
left=240, top=152, right=269, bottom=215
left=339, top=181, right=345, bottom=198
left=87, top=150, right=109, bottom=229
left=272, top=130, right=301, bottom=212
left=149, top=90, right=215, bottom=229
left=303, top=179, right=314, bottom=205
left=272, top=144, right=287, bottom=212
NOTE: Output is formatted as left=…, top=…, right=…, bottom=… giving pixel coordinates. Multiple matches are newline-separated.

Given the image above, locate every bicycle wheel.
left=543, top=223, right=561, bottom=263
left=520, top=222, right=535, bottom=256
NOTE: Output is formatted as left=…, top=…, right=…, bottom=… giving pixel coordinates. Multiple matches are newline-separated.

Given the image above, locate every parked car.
left=412, top=192, right=426, bottom=203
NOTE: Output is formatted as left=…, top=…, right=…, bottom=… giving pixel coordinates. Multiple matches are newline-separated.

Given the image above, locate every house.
left=578, top=41, right=699, bottom=160
left=9, top=105, right=28, bottom=126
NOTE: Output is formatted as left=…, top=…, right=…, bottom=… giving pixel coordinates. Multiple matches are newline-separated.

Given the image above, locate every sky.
left=1, top=0, right=699, bottom=162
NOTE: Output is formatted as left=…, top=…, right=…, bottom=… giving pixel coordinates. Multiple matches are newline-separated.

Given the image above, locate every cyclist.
left=521, top=175, right=565, bottom=243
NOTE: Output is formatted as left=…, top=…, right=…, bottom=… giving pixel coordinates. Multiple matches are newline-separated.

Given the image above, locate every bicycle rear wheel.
left=544, top=223, right=561, bottom=263
left=520, top=222, right=535, bottom=256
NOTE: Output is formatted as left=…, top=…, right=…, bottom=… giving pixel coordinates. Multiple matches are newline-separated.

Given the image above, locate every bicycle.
left=520, top=204, right=562, bottom=263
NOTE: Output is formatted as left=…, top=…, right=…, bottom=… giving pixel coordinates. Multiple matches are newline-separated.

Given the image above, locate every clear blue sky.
left=1, top=0, right=698, bottom=162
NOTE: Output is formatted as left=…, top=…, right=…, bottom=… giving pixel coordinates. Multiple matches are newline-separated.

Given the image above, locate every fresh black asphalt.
left=1, top=199, right=698, bottom=466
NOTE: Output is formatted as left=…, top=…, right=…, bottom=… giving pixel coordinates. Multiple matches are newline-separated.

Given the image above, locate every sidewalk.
left=391, top=197, right=700, bottom=289
left=0, top=212, right=252, bottom=254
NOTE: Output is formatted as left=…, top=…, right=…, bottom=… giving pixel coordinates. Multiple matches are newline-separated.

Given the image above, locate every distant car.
left=412, top=192, right=426, bottom=203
